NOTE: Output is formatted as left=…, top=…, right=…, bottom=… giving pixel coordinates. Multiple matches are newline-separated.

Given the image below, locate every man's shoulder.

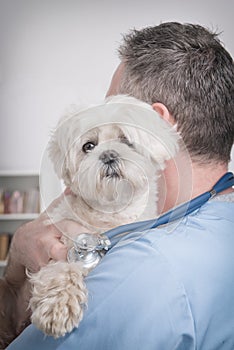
left=79, top=200, right=234, bottom=349
left=152, top=198, right=234, bottom=243
left=149, top=199, right=234, bottom=276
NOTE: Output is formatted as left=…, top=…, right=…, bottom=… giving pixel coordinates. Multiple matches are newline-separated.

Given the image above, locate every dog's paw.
left=29, top=261, right=88, bottom=338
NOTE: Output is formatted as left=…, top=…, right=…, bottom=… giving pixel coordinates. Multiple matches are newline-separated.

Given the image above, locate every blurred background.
left=0, top=0, right=233, bottom=269
left=0, top=0, right=233, bottom=172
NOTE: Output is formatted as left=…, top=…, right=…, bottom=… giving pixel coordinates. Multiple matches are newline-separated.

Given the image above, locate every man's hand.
left=6, top=191, right=90, bottom=278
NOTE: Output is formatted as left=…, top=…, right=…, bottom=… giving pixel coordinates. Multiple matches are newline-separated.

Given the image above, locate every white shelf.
left=0, top=170, right=39, bottom=176
left=0, top=213, right=39, bottom=220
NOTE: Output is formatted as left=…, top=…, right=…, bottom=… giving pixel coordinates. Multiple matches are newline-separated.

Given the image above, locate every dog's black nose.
left=99, top=150, right=119, bottom=164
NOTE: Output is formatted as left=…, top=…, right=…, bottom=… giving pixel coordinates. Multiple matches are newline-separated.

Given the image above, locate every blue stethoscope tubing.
left=105, top=172, right=234, bottom=248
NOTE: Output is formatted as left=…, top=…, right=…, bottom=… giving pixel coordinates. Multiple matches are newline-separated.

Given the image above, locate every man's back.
left=7, top=194, right=234, bottom=350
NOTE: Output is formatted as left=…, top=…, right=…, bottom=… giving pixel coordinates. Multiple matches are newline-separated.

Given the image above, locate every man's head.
left=107, top=22, right=234, bottom=165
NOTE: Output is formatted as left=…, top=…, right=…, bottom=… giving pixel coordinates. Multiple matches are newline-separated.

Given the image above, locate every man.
left=2, top=22, right=234, bottom=349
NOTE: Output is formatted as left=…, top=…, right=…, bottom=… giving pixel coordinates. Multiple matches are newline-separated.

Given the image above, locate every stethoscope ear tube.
left=105, top=172, right=234, bottom=248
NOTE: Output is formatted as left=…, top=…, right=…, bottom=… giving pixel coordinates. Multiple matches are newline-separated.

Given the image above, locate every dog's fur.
left=29, top=95, right=179, bottom=337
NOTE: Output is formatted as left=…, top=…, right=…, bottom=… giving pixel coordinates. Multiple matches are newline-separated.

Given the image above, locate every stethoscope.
left=67, top=171, right=234, bottom=270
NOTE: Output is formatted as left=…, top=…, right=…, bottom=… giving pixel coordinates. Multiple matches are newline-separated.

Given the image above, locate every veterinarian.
left=1, top=22, right=234, bottom=349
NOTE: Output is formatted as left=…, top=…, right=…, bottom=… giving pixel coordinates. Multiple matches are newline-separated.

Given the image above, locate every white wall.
left=0, top=0, right=233, bottom=175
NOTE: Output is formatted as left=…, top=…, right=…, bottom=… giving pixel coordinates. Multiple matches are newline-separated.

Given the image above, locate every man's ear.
left=152, top=102, right=176, bottom=126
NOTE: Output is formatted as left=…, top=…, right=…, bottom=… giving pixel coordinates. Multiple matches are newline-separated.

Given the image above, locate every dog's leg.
left=28, top=261, right=88, bottom=338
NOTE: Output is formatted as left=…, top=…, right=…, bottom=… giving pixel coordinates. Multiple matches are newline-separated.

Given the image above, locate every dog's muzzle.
left=99, top=150, right=121, bottom=178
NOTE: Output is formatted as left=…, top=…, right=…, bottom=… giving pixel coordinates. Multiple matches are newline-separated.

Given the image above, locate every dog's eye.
left=82, top=142, right=96, bottom=153
left=120, top=135, right=133, bottom=147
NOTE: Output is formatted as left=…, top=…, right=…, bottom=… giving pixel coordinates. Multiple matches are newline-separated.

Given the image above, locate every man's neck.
left=157, top=153, right=233, bottom=214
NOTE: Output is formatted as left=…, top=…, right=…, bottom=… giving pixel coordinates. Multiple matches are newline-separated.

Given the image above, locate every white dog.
left=29, top=95, right=179, bottom=337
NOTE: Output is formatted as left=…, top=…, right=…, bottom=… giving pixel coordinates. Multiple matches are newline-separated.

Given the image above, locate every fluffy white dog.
left=29, top=95, right=179, bottom=337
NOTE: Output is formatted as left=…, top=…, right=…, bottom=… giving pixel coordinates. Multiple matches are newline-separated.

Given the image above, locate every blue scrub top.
left=7, top=199, right=234, bottom=349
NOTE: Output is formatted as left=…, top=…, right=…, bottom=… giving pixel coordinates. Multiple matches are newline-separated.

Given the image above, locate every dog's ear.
left=139, top=127, right=179, bottom=168
left=47, top=105, right=89, bottom=186
left=47, top=132, right=68, bottom=184
left=47, top=120, right=74, bottom=187
left=121, top=115, right=180, bottom=169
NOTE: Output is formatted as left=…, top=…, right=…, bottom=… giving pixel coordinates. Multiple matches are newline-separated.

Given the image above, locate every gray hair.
left=118, top=22, right=234, bottom=164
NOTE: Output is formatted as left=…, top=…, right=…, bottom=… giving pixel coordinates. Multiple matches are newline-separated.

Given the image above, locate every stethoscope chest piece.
left=67, top=233, right=111, bottom=270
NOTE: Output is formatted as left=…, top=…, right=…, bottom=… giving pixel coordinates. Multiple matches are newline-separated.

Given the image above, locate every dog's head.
left=48, top=95, right=179, bottom=213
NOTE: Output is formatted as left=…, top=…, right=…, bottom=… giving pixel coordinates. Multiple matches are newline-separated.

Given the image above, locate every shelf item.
left=0, top=233, right=10, bottom=260
left=0, top=172, right=40, bottom=215
left=0, top=171, right=41, bottom=276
